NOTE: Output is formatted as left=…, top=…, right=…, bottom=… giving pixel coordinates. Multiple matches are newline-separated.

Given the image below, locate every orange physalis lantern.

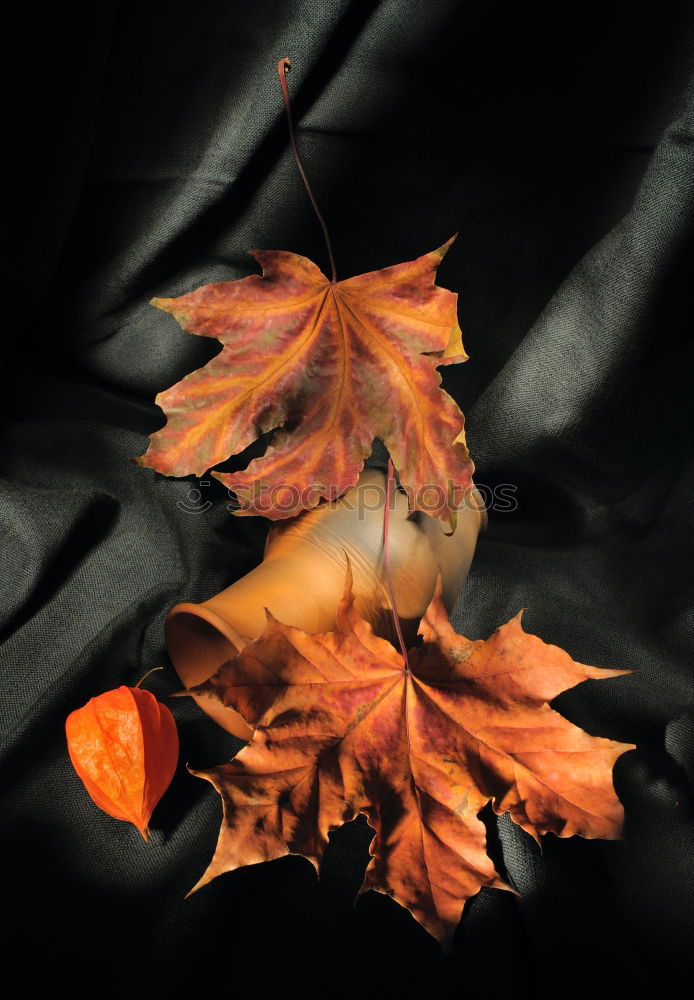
left=65, top=677, right=179, bottom=840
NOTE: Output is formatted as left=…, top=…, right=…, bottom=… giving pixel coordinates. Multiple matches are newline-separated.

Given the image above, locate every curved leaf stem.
left=135, top=666, right=163, bottom=689
left=384, top=458, right=411, bottom=672
left=277, top=57, right=338, bottom=284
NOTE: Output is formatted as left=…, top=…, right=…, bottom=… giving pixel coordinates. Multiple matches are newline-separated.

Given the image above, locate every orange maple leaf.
left=137, top=238, right=473, bottom=528
left=185, top=563, right=635, bottom=948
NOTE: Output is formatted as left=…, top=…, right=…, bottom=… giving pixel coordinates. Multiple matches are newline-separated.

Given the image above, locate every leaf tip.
left=247, top=248, right=267, bottom=269
left=432, top=232, right=458, bottom=267
left=341, top=551, right=355, bottom=596
left=150, top=296, right=173, bottom=312
left=336, top=552, right=356, bottom=610
left=184, top=872, right=211, bottom=899
left=186, top=761, right=216, bottom=784
left=433, top=233, right=458, bottom=260
left=492, top=873, right=521, bottom=898
left=263, top=605, right=281, bottom=626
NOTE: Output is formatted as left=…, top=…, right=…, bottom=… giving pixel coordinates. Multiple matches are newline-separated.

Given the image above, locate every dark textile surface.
left=3, top=1, right=693, bottom=993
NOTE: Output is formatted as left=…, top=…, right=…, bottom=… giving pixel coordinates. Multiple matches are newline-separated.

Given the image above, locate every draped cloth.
left=3, top=2, right=693, bottom=992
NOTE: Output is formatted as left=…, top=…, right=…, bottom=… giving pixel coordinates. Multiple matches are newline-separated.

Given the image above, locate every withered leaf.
left=137, top=238, right=472, bottom=528
left=187, top=564, right=635, bottom=947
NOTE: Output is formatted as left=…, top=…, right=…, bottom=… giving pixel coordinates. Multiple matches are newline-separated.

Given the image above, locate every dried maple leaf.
left=137, top=237, right=473, bottom=528
left=66, top=684, right=179, bottom=840
left=186, top=564, right=635, bottom=947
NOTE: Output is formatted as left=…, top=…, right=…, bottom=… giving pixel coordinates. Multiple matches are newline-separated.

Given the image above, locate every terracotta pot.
left=166, top=469, right=486, bottom=739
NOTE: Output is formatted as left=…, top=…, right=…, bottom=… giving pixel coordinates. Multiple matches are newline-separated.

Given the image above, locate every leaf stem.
left=277, top=57, right=338, bottom=284
left=135, top=666, right=164, bottom=689
left=384, top=458, right=411, bottom=672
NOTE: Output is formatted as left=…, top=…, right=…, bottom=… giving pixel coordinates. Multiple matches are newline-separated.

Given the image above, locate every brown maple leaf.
left=186, top=563, right=635, bottom=948
left=137, top=238, right=473, bottom=528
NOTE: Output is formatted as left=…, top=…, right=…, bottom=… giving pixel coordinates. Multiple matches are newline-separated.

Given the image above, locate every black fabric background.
left=3, top=1, right=693, bottom=994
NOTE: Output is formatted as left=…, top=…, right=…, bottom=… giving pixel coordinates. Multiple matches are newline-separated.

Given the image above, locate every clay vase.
left=166, top=469, right=485, bottom=739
